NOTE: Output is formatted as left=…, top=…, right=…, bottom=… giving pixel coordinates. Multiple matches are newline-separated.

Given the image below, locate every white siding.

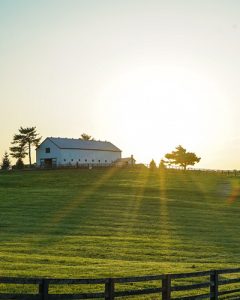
left=59, top=149, right=121, bottom=165
left=36, top=139, right=61, bottom=166
left=36, top=138, right=121, bottom=167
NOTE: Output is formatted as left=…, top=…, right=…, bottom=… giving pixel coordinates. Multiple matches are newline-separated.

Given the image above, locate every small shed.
left=115, top=155, right=136, bottom=167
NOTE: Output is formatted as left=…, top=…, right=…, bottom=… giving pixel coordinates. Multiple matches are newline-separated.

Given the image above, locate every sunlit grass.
left=0, top=168, right=239, bottom=285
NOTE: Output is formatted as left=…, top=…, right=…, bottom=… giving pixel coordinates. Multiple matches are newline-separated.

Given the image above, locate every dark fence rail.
left=1, top=268, right=240, bottom=299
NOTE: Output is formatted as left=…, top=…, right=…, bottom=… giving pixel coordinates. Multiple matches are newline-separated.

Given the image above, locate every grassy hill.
left=0, top=168, right=239, bottom=280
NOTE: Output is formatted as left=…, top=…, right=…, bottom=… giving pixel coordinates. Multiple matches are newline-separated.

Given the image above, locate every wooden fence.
left=1, top=268, right=240, bottom=299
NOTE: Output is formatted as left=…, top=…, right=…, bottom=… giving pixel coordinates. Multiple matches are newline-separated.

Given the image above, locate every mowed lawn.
left=0, top=168, right=240, bottom=280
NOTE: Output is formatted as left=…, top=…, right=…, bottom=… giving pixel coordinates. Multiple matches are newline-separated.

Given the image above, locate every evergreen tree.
left=159, top=159, right=166, bottom=170
left=15, top=158, right=24, bottom=169
left=1, top=152, right=11, bottom=170
left=10, top=145, right=27, bottom=162
left=149, top=159, right=157, bottom=170
left=11, top=127, right=41, bottom=166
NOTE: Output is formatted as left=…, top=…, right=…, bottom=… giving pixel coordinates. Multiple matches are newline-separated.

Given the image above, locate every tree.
left=159, top=159, right=166, bottom=170
left=149, top=159, right=157, bottom=170
left=10, top=144, right=27, bottom=169
left=15, top=158, right=24, bottom=169
left=80, top=133, right=94, bottom=140
left=165, top=145, right=201, bottom=170
left=10, top=145, right=27, bottom=162
left=1, top=152, right=11, bottom=170
left=11, top=127, right=41, bottom=166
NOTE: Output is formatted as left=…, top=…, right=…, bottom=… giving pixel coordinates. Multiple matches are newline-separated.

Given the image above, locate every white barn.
left=36, top=137, right=121, bottom=168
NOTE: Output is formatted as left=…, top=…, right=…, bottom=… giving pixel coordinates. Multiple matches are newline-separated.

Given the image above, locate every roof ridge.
left=49, top=137, right=111, bottom=143
left=44, top=137, right=121, bottom=152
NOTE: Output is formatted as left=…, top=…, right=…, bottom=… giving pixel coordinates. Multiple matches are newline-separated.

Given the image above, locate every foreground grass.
left=0, top=167, right=239, bottom=285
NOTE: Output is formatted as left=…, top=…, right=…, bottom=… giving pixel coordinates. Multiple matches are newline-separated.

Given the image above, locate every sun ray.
left=43, top=167, right=120, bottom=233
left=156, top=170, right=172, bottom=254
left=227, top=180, right=240, bottom=205
left=114, top=168, right=151, bottom=237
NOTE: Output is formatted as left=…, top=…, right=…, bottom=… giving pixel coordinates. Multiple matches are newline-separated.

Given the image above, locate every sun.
left=95, top=64, right=226, bottom=163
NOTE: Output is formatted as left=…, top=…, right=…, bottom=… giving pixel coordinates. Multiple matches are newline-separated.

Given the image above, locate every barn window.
left=85, top=159, right=87, bottom=162
left=71, top=159, right=73, bottom=161
left=105, top=160, right=107, bottom=162
left=98, top=160, right=100, bottom=163
left=64, top=159, right=66, bottom=162
left=78, top=159, right=81, bottom=161
left=45, top=147, right=50, bottom=153
left=92, top=159, right=94, bottom=162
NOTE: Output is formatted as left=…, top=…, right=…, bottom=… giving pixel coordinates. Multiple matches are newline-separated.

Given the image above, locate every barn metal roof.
left=47, top=137, right=121, bottom=152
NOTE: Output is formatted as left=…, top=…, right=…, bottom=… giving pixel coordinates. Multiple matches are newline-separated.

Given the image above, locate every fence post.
left=39, top=279, right=49, bottom=300
left=105, top=278, right=115, bottom=300
left=162, top=274, right=171, bottom=300
left=210, top=270, right=218, bottom=300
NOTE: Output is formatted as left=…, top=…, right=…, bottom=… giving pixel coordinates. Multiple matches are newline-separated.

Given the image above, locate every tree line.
left=1, top=127, right=41, bottom=170
left=149, top=145, right=201, bottom=171
left=1, top=127, right=201, bottom=171
left=0, top=129, right=96, bottom=170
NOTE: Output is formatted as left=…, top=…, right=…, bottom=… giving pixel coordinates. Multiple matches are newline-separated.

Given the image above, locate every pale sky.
left=0, top=0, right=240, bottom=169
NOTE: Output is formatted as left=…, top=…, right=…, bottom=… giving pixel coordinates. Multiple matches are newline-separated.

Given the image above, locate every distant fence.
left=6, top=163, right=240, bottom=175
left=2, top=268, right=240, bottom=299
left=186, top=168, right=240, bottom=176
left=161, top=166, right=239, bottom=175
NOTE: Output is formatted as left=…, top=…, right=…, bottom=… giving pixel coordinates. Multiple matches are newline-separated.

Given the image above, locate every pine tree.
left=11, top=127, right=41, bottom=166
left=10, top=145, right=27, bottom=162
left=15, top=158, right=24, bottom=169
left=149, top=159, right=157, bottom=170
left=1, top=152, right=11, bottom=170
left=159, top=159, right=166, bottom=170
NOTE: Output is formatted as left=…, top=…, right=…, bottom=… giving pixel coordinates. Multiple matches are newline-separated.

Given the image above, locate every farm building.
left=115, top=156, right=136, bottom=167
left=36, top=137, right=121, bottom=168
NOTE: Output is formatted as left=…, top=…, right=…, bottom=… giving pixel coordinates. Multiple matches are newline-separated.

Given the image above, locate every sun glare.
left=96, top=64, right=225, bottom=163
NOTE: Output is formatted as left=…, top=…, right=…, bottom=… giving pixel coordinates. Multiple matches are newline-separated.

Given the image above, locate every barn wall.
left=36, top=139, right=61, bottom=166
left=59, top=149, right=121, bottom=166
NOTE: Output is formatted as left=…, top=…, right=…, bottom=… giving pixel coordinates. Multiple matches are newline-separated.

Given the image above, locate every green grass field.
left=0, top=167, right=240, bottom=283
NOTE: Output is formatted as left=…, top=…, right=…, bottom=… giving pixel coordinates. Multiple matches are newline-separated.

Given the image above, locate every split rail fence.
left=1, top=268, right=240, bottom=299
